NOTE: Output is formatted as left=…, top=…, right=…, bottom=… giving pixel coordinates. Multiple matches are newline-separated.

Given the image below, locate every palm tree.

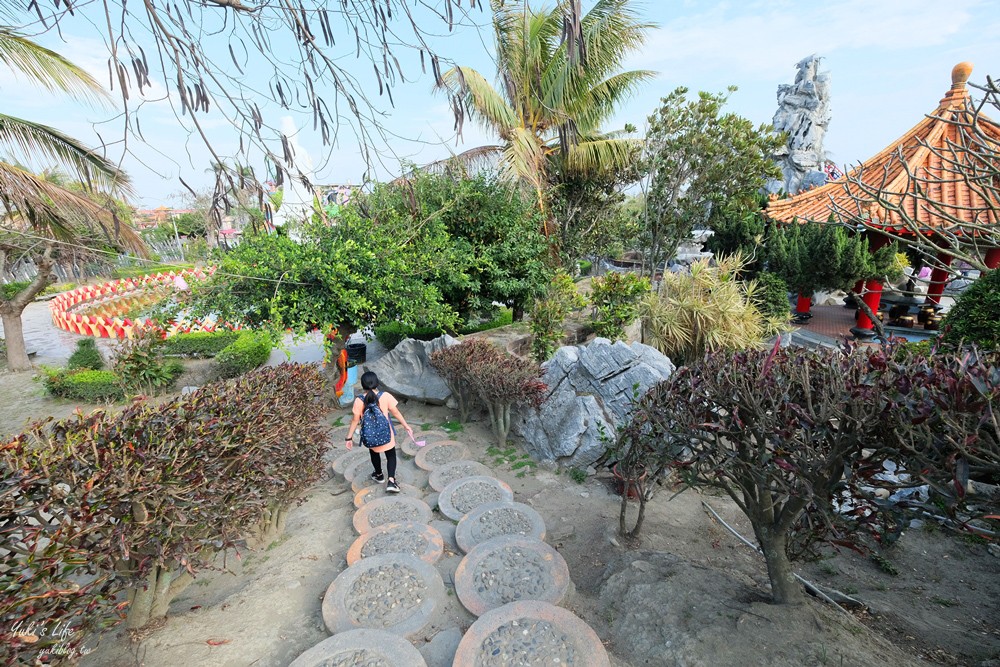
left=435, top=0, right=654, bottom=232
left=1, top=27, right=144, bottom=371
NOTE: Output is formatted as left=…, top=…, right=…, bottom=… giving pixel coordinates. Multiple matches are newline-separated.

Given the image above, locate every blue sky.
left=3, top=0, right=999, bottom=206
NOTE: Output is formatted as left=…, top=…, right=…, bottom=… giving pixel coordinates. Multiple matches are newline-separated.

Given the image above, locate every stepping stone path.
left=455, top=501, right=546, bottom=553
left=292, top=425, right=610, bottom=665
left=415, top=441, right=471, bottom=471
left=437, top=476, right=514, bottom=521
left=454, top=535, right=570, bottom=616
left=428, top=460, right=493, bottom=492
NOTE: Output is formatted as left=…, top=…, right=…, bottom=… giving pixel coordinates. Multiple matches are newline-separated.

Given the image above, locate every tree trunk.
left=1, top=310, right=31, bottom=372
left=758, top=531, right=804, bottom=605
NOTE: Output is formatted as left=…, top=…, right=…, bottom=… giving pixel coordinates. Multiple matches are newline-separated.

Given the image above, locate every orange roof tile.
left=766, top=62, right=1000, bottom=236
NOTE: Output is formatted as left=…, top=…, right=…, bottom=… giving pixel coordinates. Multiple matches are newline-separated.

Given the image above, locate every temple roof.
left=766, top=62, right=1000, bottom=236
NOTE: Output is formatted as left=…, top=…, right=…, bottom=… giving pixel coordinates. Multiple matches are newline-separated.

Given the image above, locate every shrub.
left=748, top=271, right=791, bottom=322
left=109, top=263, right=193, bottom=280
left=41, top=368, right=124, bottom=402
left=373, top=321, right=444, bottom=350
left=458, top=309, right=513, bottom=335
left=112, top=329, right=183, bottom=393
left=1, top=363, right=329, bottom=651
left=1, top=280, right=31, bottom=300
left=216, top=331, right=273, bottom=378
left=529, top=271, right=586, bottom=362
left=941, top=268, right=1000, bottom=350
left=618, top=344, right=901, bottom=604
left=590, top=272, right=650, bottom=340
left=578, top=259, right=593, bottom=276
left=67, top=337, right=105, bottom=370
left=39, top=281, right=77, bottom=297
left=640, top=254, right=770, bottom=365
left=162, top=330, right=242, bottom=357
left=431, top=338, right=545, bottom=445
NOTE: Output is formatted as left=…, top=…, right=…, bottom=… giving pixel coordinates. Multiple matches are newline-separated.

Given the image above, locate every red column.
left=795, top=292, right=812, bottom=316
left=985, top=248, right=1000, bottom=269
left=924, top=253, right=954, bottom=305
left=851, top=280, right=884, bottom=339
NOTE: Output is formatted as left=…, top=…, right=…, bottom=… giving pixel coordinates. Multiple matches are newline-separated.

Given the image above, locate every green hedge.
left=110, top=263, right=194, bottom=280
left=163, top=331, right=242, bottom=357
left=41, top=368, right=124, bottom=402
left=216, top=331, right=273, bottom=378
left=375, top=309, right=514, bottom=350
left=67, top=338, right=105, bottom=370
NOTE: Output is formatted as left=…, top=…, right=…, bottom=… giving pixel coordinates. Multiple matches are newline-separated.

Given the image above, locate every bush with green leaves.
left=941, top=268, right=1000, bottom=350
left=112, top=329, right=184, bottom=393
left=748, top=271, right=791, bottom=322
left=375, top=310, right=515, bottom=350
left=216, top=331, right=273, bottom=378
left=590, top=272, right=650, bottom=340
left=1, top=364, right=328, bottom=654
left=162, top=330, right=242, bottom=357
left=40, top=368, right=124, bottom=402
left=1, top=280, right=30, bottom=300
left=529, top=271, right=586, bottom=362
left=67, top=337, right=104, bottom=370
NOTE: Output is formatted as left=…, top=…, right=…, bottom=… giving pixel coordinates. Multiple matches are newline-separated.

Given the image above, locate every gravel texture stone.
left=438, top=476, right=513, bottom=521
left=414, top=441, right=470, bottom=471
left=322, top=553, right=444, bottom=638
left=455, top=501, right=546, bottom=553
left=454, top=536, right=570, bottom=616
left=332, top=447, right=372, bottom=476
left=452, top=601, right=610, bottom=667
left=353, top=496, right=433, bottom=534
left=353, top=483, right=423, bottom=509
left=347, top=521, right=444, bottom=565
left=428, top=460, right=493, bottom=492
left=288, top=628, right=427, bottom=667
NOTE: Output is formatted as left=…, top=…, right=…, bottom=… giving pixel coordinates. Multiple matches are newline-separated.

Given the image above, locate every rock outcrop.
left=767, top=55, right=832, bottom=196
left=513, top=338, right=674, bottom=466
left=365, top=335, right=457, bottom=405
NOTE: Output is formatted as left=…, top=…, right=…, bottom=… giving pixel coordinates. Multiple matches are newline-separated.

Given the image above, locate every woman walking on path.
left=345, top=371, right=414, bottom=493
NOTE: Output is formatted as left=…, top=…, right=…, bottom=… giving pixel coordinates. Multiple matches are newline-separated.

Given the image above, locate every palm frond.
left=0, top=114, right=132, bottom=196
left=438, top=67, right=517, bottom=137
left=564, top=137, right=642, bottom=174
left=501, top=126, right=549, bottom=188
left=0, top=27, right=110, bottom=107
left=0, top=161, right=146, bottom=256
left=571, top=70, right=657, bottom=132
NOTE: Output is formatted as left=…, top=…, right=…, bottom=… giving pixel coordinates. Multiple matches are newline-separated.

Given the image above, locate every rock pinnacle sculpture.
left=767, top=55, right=832, bottom=195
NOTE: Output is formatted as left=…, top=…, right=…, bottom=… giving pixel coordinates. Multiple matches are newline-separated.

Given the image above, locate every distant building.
left=133, top=206, right=194, bottom=230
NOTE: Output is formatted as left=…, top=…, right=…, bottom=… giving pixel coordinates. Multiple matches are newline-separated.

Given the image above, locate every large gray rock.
left=513, top=338, right=674, bottom=467
left=366, top=335, right=457, bottom=405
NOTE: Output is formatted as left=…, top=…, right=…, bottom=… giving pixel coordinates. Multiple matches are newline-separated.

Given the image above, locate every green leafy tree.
left=590, top=271, right=650, bottom=340
left=529, top=270, right=585, bottom=362
left=704, top=205, right=769, bottom=277
left=0, top=27, right=144, bottom=371
left=435, top=0, right=654, bottom=232
left=941, top=268, right=1000, bottom=349
left=639, top=87, right=783, bottom=275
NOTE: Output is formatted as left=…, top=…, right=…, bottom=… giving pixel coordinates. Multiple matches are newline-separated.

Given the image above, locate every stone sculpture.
left=767, top=55, right=832, bottom=195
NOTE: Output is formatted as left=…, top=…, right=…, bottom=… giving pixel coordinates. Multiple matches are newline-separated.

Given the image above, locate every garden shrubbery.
left=112, top=329, right=184, bottom=393
left=942, top=267, right=1000, bottom=350
left=529, top=271, right=586, bottom=362
left=430, top=338, right=546, bottom=445
left=589, top=272, right=649, bottom=340
left=374, top=309, right=515, bottom=350
left=1, top=364, right=329, bottom=663
left=162, top=330, right=242, bottom=357
left=67, top=337, right=104, bottom=370
left=216, top=331, right=273, bottom=378
left=40, top=367, right=123, bottom=402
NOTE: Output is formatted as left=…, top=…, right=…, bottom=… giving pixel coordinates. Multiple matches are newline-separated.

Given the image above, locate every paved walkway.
left=290, top=434, right=611, bottom=667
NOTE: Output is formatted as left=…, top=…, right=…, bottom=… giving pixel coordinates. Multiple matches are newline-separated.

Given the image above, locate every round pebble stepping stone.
left=353, top=483, right=423, bottom=509
left=343, top=456, right=377, bottom=483
left=288, top=628, right=427, bottom=667
left=353, top=495, right=433, bottom=534
left=453, top=600, right=610, bottom=667
left=346, top=520, right=444, bottom=565
left=331, top=447, right=371, bottom=476
left=428, top=460, right=494, bottom=492
left=454, top=535, right=570, bottom=616
left=414, top=441, right=470, bottom=471
left=351, top=467, right=415, bottom=494
left=401, top=430, right=452, bottom=457
left=322, top=553, right=444, bottom=638
left=455, top=501, right=546, bottom=553
left=438, top=476, right=513, bottom=521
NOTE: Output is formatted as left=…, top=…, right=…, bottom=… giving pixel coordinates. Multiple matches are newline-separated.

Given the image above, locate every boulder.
left=365, top=335, right=457, bottom=405
left=513, top=338, right=674, bottom=466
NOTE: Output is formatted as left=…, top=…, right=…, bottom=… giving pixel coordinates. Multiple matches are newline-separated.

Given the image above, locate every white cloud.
left=632, top=0, right=979, bottom=78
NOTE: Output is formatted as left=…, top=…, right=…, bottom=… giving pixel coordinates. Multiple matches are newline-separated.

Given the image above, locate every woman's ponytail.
left=360, top=371, right=380, bottom=409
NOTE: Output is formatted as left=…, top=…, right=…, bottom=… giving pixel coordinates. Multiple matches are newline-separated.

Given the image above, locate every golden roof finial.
left=951, top=62, right=973, bottom=89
